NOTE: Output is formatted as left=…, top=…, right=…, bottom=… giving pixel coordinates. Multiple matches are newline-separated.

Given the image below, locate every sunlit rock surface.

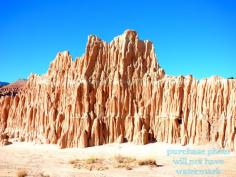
left=0, top=30, right=235, bottom=150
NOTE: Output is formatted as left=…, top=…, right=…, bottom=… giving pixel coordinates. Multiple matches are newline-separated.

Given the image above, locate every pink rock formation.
left=0, top=30, right=236, bottom=150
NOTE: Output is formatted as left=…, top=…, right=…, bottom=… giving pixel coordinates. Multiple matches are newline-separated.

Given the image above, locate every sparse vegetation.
left=113, top=155, right=135, bottom=170
left=69, top=155, right=161, bottom=171
left=69, top=157, right=108, bottom=171
left=16, top=169, right=27, bottom=177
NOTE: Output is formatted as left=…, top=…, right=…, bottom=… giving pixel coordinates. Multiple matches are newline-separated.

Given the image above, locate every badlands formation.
left=0, top=30, right=236, bottom=150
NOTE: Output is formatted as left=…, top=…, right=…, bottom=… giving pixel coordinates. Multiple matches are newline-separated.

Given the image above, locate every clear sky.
left=0, top=0, right=235, bottom=82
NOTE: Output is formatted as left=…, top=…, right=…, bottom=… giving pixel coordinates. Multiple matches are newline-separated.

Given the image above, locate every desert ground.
left=0, top=142, right=236, bottom=177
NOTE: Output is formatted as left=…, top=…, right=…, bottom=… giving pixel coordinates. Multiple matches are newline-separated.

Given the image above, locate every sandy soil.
left=0, top=142, right=235, bottom=177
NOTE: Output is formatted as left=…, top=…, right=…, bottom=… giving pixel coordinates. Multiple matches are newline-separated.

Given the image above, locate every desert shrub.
left=138, top=159, right=157, bottom=166
left=16, top=169, right=27, bottom=177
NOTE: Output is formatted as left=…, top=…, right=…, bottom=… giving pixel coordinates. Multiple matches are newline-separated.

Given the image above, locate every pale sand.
left=0, top=142, right=236, bottom=177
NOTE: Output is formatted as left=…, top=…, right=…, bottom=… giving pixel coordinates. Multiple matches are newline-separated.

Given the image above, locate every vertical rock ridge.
left=0, top=30, right=236, bottom=150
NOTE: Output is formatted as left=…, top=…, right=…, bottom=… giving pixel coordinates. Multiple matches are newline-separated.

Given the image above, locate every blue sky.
left=0, top=0, right=235, bottom=82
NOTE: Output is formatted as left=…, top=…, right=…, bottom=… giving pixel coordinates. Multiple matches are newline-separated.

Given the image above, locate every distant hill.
left=0, top=81, right=9, bottom=87
left=0, top=79, right=26, bottom=90
left=0, top=80, right=27, bottom=97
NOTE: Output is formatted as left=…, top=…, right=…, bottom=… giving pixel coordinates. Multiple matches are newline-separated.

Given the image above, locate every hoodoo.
left=0, top=30, right=235, bottom=150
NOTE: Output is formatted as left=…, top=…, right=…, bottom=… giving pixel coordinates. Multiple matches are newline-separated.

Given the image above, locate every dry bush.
left=114, top=155, right=136, bottom=164
left=126, top=166, right=133, bottom=170
left=85, top=157, right=98, bottom=164
left=69, top=159, right=78, bottom=165
left=69, top=157, right=108, bottom=171
left=138, top=159, right=157, bottom=166
left=39, top=172, right=50, bottom=177
left=16, top=169, right=27, bottom=177
left=114, top=163, right=133, bottom=170
left=69, top=155, right=160, bottom=171
left=113, top=155, right=135, bottom=170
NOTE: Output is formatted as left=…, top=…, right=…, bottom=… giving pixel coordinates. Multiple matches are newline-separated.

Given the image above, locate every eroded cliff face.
left=0, top=30, right=236, bottom=149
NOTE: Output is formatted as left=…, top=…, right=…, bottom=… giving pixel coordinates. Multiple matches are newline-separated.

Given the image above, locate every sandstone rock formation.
left=0, top=30, right=236, bottom=150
